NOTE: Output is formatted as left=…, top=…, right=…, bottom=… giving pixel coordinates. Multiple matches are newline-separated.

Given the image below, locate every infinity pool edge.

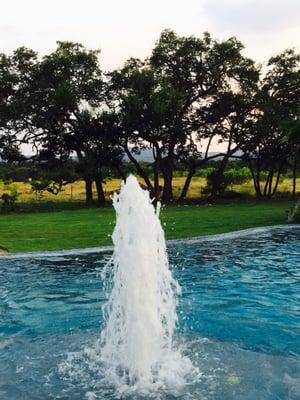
left=1, top=224, right=299, bottom=259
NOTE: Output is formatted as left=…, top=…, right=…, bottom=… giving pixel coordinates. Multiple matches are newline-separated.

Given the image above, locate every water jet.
left=99, top=175, right=194, bottom=393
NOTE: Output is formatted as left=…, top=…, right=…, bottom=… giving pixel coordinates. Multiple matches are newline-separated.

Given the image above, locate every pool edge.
left=1, top=224, right=299, bottom=259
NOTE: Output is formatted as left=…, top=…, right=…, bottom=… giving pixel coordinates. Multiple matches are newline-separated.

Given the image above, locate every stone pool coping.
left=1, top=224, right=299, bottom=260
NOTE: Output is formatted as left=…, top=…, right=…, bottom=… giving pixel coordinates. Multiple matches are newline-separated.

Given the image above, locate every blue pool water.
left=0, top=227, right=299, bottom=399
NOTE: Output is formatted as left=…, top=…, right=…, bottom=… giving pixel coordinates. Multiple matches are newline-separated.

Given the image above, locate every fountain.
left=99, top=175, right=194, bottom=394
left=2, top=176, right=299, bottom=399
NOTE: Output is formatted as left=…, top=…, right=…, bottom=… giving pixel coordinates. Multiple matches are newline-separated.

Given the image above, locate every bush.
left=202, top=167, right=252, bottom=196
left=224, top=167, right=252, bottom=187
left=195, top=167, right=217, bottom=178
left=30, top=180, right=50, bottom=201
left=0, top=186, right=20, bottom=212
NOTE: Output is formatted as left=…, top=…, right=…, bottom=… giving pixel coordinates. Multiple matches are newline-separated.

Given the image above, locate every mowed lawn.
left=0, top=201, right=292, bottom=253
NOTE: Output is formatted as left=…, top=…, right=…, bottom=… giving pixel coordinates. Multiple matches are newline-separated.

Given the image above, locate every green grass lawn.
left=0, top=200, right=293, bottom=253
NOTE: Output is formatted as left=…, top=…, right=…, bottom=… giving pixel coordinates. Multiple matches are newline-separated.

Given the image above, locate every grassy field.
left=0, top=176, right=298, bottom=203
left=0, top=200, right=292, bottom=253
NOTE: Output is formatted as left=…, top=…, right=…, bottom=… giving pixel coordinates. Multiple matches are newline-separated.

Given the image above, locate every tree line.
left=0, top=30, right=300, bottom=204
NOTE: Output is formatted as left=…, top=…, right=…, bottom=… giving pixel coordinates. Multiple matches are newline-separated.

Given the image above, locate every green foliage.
left=0, top=161, right=35, bottom=182
left=236, top=49, right=300, bottom=197
left=0, top=31, right=299, bottom=203
left=203, top=167, right=252, bottom=196
left=30, top=180, right=51, bottom=201
left=224, top=167, right=252, bottom=186
left=0, top=186, right=20, bottom=212
left=194, top=167, right=217, bottom=178
left=29, top=159, right=79, bottom=201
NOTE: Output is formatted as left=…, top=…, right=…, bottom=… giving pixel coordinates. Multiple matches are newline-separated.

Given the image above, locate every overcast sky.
left=1, top=0, right=299, bottom=70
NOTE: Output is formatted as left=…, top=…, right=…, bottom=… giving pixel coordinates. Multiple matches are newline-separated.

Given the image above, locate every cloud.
left=203, top=0, right=300, bottom=34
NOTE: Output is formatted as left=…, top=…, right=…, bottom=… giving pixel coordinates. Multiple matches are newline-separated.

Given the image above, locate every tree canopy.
left=1, top=30, right=300, bottom=204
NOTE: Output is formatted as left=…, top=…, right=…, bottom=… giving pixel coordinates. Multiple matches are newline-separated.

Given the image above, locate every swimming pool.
left=0, top=226, right=299, bottom=399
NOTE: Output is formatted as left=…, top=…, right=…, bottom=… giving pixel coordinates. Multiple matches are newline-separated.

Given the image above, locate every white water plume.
left=100, top=175, right=194, bottom=394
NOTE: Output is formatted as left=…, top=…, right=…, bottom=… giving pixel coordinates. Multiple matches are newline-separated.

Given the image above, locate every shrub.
left=30, top=180, right=52, bottom=201
left=224, top=167, right=252, bottom=188
left=0, top=186, right=20, bottom=212
left=202, top=167, right=252, bottom=196
left=195, top=167, right=217, bottom=178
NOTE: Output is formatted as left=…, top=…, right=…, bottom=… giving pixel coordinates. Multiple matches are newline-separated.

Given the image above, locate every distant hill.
left=124, top=148, right=243, bottom=162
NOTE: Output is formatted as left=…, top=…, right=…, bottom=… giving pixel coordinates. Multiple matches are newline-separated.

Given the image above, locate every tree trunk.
left=124, top=144, right=155, bottom=197
left=263, top=171, right=271, bottom=197
left=85, top=178, right=93, bottom=205
left=255, top=164, right=262, bottom=197
left=177, top=166, right=195, bottom=202
left=208, top=139, right=239, bottom=199
left=248, top=159, right=261, bottom=198
left=162, top=167, right=173, bottom=203
left=115, top=163, right=127, bottom=181
left=209, top=168, right=224, bottom=199
left=267, top=170, right=274, bottom=197
left=153, top=152, right=160, bottom=200
left=209, top=155, right=229, bottom=200
left=271, top=164, right=283, bottom=197
left=292, top=158, right=297, bottom=198
left=95, top=178, right=106, bottom=206
left=161, top=143, right=176, bottom=203
left=177, top=152, right=224, bottom=202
